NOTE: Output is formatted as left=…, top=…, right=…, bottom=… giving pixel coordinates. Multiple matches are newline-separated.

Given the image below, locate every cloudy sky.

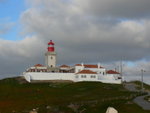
left=0, top=0, right=150, bottom=80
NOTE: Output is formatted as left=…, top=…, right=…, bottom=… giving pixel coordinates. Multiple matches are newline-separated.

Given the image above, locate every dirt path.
left=133, top=93, right=150, bottom=110
left=124, top=83, right=150, bottom=110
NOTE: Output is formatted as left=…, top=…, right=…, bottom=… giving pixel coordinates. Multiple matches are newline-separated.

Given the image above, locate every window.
left=76, top=75, right=78, bottom=78
left=91, top=75, right=96, bottom=78
left=81, top=75, right=86, bottom=78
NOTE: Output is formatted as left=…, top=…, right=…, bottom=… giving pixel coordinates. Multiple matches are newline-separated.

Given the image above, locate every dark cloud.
left=75, top=0, right=150, bottom=19
left=0, top=37, right=46, bottom=75
left=0, top=0, right=150, bottom=78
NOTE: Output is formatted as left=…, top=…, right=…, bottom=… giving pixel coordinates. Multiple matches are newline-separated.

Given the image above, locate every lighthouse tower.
left=45, top=40, right=56, bottom=68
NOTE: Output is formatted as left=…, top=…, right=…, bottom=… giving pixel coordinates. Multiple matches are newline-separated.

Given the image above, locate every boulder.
left=29, top=109, right=37, bottom=113
left=106, top=107, right=118, bottom=113
left=29, top=111, right=37, bottom=113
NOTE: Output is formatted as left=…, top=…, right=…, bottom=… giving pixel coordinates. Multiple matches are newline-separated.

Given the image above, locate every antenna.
left=120, top=58, right=123, bottom=83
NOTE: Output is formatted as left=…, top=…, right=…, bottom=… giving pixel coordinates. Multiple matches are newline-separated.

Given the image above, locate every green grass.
left=0, top=77, right=149, bottom=113
left=144, top=96, right=150, bottom=102
left=132, top=81, right=150, bottom=91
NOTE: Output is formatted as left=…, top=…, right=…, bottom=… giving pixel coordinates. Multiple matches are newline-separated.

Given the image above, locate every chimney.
left=81, top=62, right=84, bottom=70
left=98, top=63, right=100, bottom=69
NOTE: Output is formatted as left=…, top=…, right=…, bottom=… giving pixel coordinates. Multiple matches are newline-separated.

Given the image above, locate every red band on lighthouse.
left=48, top=40, right=55, bottom=52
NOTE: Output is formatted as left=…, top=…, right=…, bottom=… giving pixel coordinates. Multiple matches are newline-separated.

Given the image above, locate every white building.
left=75, top=63, right=106, bottom=74
left=76, top=70, right=98, bottom=82
left=23, top=40, right=122, bottom=84
left=25, top=64, right=48, bottom=72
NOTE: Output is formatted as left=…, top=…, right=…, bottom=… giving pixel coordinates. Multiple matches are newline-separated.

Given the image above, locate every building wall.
left=98, top=74, right=122, bottom=84
left=75, top=66, right=106, bottom=74
left=48, top=55, right=56, bottom=67
left=85, top=68, right=106, bottom=74
left=23, top=72, right=122, bottom=84
left=45, top=52, right=56, bottom=68
left=75, top=66, right=84, bottom=73
left=30, top=67, right=47, bottom=69
left=76, top=74, right=99, bottom=82
left=24, top=72, right=76, bottom=82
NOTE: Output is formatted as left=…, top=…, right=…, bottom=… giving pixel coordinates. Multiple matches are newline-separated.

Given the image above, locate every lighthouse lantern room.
left=48, top=40, right=55, bottom=52
left=45, top=40, right=56, bottom=68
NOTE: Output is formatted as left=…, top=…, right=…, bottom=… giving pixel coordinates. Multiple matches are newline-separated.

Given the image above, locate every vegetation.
left=0, top=77, right=149, bottom=113
left=131, top=81, right=150, bottom=91
left=144, top=96, right=150, bottom=102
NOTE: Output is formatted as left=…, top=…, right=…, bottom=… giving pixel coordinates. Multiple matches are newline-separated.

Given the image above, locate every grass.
left=144, top=96, right=150, bottom=102
left=0, top=77, right=149, bottom=113
left=131, top=81, right=150, bottom=91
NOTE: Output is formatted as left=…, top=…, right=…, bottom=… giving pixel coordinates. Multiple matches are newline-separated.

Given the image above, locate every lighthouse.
left=45, top=40, right=57, bottom=68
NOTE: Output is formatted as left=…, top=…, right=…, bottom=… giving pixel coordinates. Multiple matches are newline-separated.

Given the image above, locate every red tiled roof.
left=34, top=64, right=44, bottom=67
left=75, top=64, right=103, bottom=68
left=75, top=64, right=82, bottom=66
left=60, top=65, right=70, bottom=68
left=84, top=64, right=103, bottom=68
left=77, top=70, right=97, bottom=74
left=107, top=70, right=120, bottom=74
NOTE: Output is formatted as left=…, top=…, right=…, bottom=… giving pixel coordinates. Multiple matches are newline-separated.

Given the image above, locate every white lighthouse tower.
left=45, top=40, right=56, bottom=68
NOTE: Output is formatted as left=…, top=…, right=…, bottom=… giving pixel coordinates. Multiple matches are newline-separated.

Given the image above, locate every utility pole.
left=120, top=59, right=123, bottom=83
left=141, top=69, right=145, bottom=92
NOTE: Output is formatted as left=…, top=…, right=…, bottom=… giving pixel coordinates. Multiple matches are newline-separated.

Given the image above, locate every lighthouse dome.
left=48, top=40, right=54, bottom=45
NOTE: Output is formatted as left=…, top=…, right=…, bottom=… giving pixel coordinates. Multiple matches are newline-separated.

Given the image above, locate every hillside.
left=0, top=77, right=149, bottom=113
left=132, top=81, right=150, bottom=91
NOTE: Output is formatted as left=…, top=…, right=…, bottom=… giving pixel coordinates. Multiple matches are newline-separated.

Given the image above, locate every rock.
left=106, top=107, right=118, bottom=113
left=46, top=105, right=51, bottom=109
left=68, top=103, right=80, bottom=112
left=29, top=109, right=37, bottom=113
left=29, top=111, right=37, bottom=113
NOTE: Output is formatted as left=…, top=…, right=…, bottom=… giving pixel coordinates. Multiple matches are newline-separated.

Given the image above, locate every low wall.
left=23, top=72, right=121, bottom=84
left=24, top=74, right=31, bottom=82
left=98, top=75, right=122, bottom=84
left=24, top=72, right=76, bottom=82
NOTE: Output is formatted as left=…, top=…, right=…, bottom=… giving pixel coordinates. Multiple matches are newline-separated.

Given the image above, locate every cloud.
left=0, top=36, right=46, bottom=75
left=75, top=0, right=150, bottom=19
left=106, top=60, right=150, bottom=76
left=0, top=22, right=14, bottom=35
left=20, top=0, right=150, bottom=63
left=1, top=0, right=150, bottom=78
